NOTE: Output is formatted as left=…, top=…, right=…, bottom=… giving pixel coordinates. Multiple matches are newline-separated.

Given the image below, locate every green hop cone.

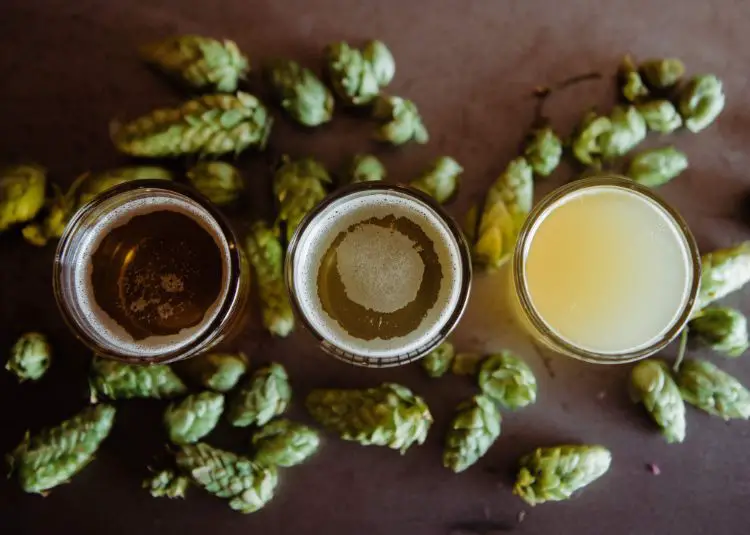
left=251, top=418, right=321, bottom=467
left=629, top=359, right=686, bottom=443
left=619, top=56, right=650, bottom=102
left=111, top=92, right=273, bottom=158
left=600, top=105, right=647, bottom=159
left=472, top=157, right=533, bottom=271
left=347, top=153, right=386, bottom=183
left=372, top=95, right=429, bottom=145
left=143, top=469, right=190, bottom=498
left=677, top=359, right=750, bottom=420
left=451, top=352, right=485, bottom=376
left=513, top=445, right=612, bottom=506
left=77, top=166, right=173, bottom=206
left=245, top=222, right=295, bottom=337
left=89, top=357, right=188, bottom=401
left=410, top=157, right=462, bottom=204
left=0, top=164, right=46, bottom=232
left=8, top=404, right=116, bottom=494
left=175, top=442, right=278, bottom=513
left=174, top=352, right=248, bottom=393
left=636, top=100, right=683, bottom=134
left=306, top=383, right=432, bottom=454
left=640, top=58, right=685, bottom=89
left=679, top=75, right=725, bottom=133
left=572, top=112, right=612, bottom=166
left=523, top=126, right=563, bottom=177
left=690, top=307, right=749, bottom=357
left=696, top=242, right=750, bottom=311
left=267, top=59, right=334, bottom=127
left=627, top=146, right=688, bottom=188
left=228, top=363, right=291, bottom=427
left=140, top=35, right=249, bottom=92
left=164, top=391, right=225, bottom=445
left=273, top=156, right=332, bottom=243
left=324, top=41, right=389, bottom=106
left=362, top=40, right=395, bottom=87
left=6, top=332, right=51, bottom=382
left=421, top=341, right=456, bottom=378
left=443, top=394, right=501, bottom=473
left=186, top=161, right=244, bottom=205
left=478, top=352, right=537, bottom=410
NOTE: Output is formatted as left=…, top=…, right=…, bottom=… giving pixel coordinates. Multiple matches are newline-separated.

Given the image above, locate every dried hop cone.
left=174, top=352, right=248, bottom=393
left=677, top=359, right=750, bottom=420
left=141, top=35, right=249, bottom=92
left=267, top=59, right=334, bottom=127
left=273, top=156, right=332, bottom=243
left=187, top=161, right=244, bottom=205
left=89, top=357, right=188, bottom=401
left=0, top=164, right=46, bottom=232
left=630, top=359, right=686, bottom=443
left=143, top=469, right=190, bottom=499
left=164, top=391, right=225, bottom=445
left=251, top=418, right=321, bottom=467
left=478, top=352, right=537, bottom=410
left=421, top=341, right=456, bottom=378
left=227, top=363, right=291, bottom=427
left=410, top=156, right=463, bottom=204
left=372, top=95, right=429, bottom=145
left=306, top=383, right=432, bottom=454
left=6, top=332, right=52, bottom=382
left=443, top=395, right=501, bottom=473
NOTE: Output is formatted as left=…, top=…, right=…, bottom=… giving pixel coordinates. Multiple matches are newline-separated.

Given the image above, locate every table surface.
left=2, top=1, right=750, bottom=534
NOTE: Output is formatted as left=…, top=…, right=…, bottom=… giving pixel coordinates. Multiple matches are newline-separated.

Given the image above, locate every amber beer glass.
left=53, top=180, right=248, bottom=364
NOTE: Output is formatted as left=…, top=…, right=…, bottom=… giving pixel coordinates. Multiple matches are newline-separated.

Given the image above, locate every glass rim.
left=52, top=179, right=245, bottom=364
left=285, top=182, right=473, bottom=368
left=513, top=175, right=701, bottom=365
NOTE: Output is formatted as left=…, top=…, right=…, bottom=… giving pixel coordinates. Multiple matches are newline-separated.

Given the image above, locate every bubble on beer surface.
left=336, top=223, right=424, bottom=313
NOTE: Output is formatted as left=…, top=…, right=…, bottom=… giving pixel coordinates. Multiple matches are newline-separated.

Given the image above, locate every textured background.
left=1, top=1, right=750, bottom=534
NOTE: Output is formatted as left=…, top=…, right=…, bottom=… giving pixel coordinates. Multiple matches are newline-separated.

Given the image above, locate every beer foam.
left=293, top=189, right=464, bottom=359
left=71, top=193, right=231, bottom=358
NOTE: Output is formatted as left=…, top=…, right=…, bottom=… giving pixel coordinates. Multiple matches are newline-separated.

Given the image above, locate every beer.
left=54, top=181, right=247, bottom=362
left=287, top=185, right=471, bottom=366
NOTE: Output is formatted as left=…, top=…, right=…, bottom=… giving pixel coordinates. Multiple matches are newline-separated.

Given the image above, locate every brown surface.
left=1, top=1, right=750, bottom=534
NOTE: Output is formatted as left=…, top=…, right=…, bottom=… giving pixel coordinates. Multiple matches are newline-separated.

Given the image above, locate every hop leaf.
left=251, top=419, right=321, bottom=467
left=478, top=352, right=537, bottom=410
left=679, top=75, right=725, bottom=133
left=640, top=58, right=685, bottom=89
left=267, top=59, right=334, bottom=127
left=0, top=164, right=46, bottom=232
left=421, top=341, right=456, bottom=378
left=696, top=242, right=750, bottom=311
left=443, top=395, right=501, bottom=473
left=143, top=469, right=190, bottom=498
left=513, top=445, right=612, bottom=505
left=347, top=154, right=387, bottom=183
left=410, top=157, right=462, bottom=204
left=89, top=357, right=188, bottom=401
left=6, top=332, right=51, bottom=382
left=630, top=359, right=686, bottom=443
left=164, top=391, right=225, bottom=445
left=690, top=307, right=749, bottom=357
left=572, top=112, right=612, bottom=165
left=175, top=442, right=278, bottom=513
left=8, top=404, right=116, bottom=494
left=186, top=161, right=244, bottom=205
left=273, top=156, right=332, bottom=243
left=636, top=100, right=683, bottom=134
left=174, top=352, right=248, bottom=393
left=227, top=363, right=291, bottom=427
left=627, top=146, right=688, bottom=188
left=141, top=35, right=249, bottom=92
left=111, top=92, right=273, bottom=158
left=324, top=41, right=392, bottom=106
left=306, top=383, right=432, bottom=454
left=372, top=95, right=428, bottom=145
left=244, top=222, right=295, bottom=336
left=600, top=105, right=647, bottom=159
left=523, top=126, right=562, bottom=177
left=677, top=359, right=750, bottom=420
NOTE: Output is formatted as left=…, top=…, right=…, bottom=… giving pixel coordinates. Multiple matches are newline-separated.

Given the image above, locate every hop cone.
left=600, top=105, right=647, bottom=159
left=347, top=153, right=386, bottom=183
left=77, top=166, right=173, bottom=206
left=251, top=418, right=321, bottom=467
left=679, top=74, right=725, bottom=133
left=111, top=92, right=272, bottom=158
left=89, top=357, right=188, bottom=401
left=324, top=41, right=381, bottom=106
left=443, top=395, right=501, bottom=473
left=677, top=359, right=750, bottom=420
left=690, top=307, right=749, bottom=357
left=244, top=222, right=295, bottom=337
left=636, top=100, right=683, bottom=134
left=640, top=58, right=685, bottom=89
left=306, top=383, right=432, bottom=454
left=164, top=391, right=225, bottom=445
left=630, top=359, right=686, bottom=443
left=513, top=445, right=612, bottom=506
left=187, top=161, right=244, bottom=205
left=141, top=35, right=249, bottom=92
left=6, top=331, right=51, bottom=382
left=362, top=40, right=395, bottom=87
left=627, top=146, right=688, bottom=188
left=421, top=341, right=455, bottom=378
left=174, top=352, right=248, bottom=393
left=572, top=112, right=612, bottom=165
left=273, top=157, right=332, bottom=242
left=143, top=469, right=190, bottom=498
left=478, top=351, right=537, bottom=409
left=697, top=242, right=750, bottom=311
left=523, top=126, right=562, bottom=177
left=619, top=56, right=649, bottom=102
left=8, top=404, right=116, bottom=494
left=451, top=352, right=484, bottom=376
left=175, top=442, right=278, bottom=513
left=227, top=363, right=291, bottom=427
left=0, top=164, right=46, bottom=232
left=267, top=59, right=334, bottom=127
left=372, top=95, right=429, bottom=145
left=410, top=157, right=462, bottom=204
